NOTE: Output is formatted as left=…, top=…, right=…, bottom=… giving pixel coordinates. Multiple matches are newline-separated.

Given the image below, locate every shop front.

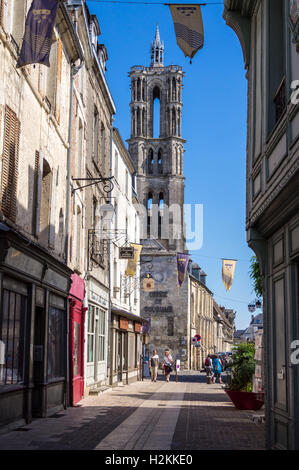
left=110, top=308, right=144, bottom=386
left=69, top=274, right=86, bottom=406
left=0, top=225, right=72, bottom=432
left=85, top=278, right=109, bottom=394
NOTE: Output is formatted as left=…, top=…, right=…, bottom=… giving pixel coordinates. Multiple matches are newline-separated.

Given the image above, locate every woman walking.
left=162, top=349, right=173, bottom=382
left=212, top=355, right=223, bottom=384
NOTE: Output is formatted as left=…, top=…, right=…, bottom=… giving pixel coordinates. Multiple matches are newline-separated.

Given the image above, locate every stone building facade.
left=127, top=27, right=190, bottom=368
left=67, top=3, right=116, bottom=397
left=189, top=265, right=214, bottom=370
left=0, top=0, right=82, bottom=429
left=223, top=0, right=299, bottom=449
left=109, top=127, right=143, bottom=386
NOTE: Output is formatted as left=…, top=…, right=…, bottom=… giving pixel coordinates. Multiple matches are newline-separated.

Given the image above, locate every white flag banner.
left=222, top=259, right=237, bottom=291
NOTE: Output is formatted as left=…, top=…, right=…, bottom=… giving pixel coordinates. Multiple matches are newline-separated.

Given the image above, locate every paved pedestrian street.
left=0, top=373, right=265, bottom=451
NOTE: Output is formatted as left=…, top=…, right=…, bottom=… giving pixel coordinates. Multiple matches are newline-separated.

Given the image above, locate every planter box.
left=225, top=390, right=264, bottom=410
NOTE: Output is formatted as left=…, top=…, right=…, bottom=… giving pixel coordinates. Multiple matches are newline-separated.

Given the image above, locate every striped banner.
left=169, top=4, right=204, bottom=61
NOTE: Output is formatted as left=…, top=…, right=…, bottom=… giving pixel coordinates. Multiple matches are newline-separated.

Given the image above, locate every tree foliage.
left=249, top=255, right=262, bottom=298
left=226, top=342, right=256, bottom=392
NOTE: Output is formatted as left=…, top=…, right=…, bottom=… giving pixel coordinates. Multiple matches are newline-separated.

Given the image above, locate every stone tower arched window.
left=148, top=149, right=154, bottom=174
left=172, top=108, right=176, bottom=136
left=158, top=149, right=163, bottom=174
left=153, top=86, right=161, bottom=138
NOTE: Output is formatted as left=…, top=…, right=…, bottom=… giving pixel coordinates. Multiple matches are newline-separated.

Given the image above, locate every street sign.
left=119, top=247, right=134, bottom=259
left=192, top=334, right=201, bottom=345
left=176, top=359, right=181, bottom=371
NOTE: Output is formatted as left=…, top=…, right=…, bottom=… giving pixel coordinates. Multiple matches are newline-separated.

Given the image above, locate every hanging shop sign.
left=119, top=317, right=128, bottom=331
left=119, top=247, right=134, bottom=259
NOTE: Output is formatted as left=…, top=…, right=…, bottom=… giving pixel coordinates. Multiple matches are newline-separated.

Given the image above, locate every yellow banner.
left=125, top=243, right=142, bottom=277
left=222, top=259, right=237, bottom=291
left=169, top=4, right=204, bottom=60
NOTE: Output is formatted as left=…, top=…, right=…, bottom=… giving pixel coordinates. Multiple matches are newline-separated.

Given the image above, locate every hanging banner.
left=168, top=4, right=204, bottom=62
left=222, top=259, right=237, bottom=291
left=177, top=252, right=190, bottom=287
left=125, top=243, right=142, bottom=277
left=17, top=0, right=59, bottom=68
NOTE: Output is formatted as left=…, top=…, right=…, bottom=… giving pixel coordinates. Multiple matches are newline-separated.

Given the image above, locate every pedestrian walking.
left=162, top=349, right=173, bottom=382
left=212, top=355, right=223, bottom=384
left=205, top=355, right=213, bottom=377
left=150, top=349, right=159, bottom=382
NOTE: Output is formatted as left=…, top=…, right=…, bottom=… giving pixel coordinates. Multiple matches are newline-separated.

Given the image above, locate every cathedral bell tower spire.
left=150, top=24, right=164, bottom=67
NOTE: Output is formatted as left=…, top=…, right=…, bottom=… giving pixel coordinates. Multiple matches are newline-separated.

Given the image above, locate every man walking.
left=150, top=349, right=159, bottom=382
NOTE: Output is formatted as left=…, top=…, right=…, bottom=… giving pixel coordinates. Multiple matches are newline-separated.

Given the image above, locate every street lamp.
left=98, top=202, right=115, bottom=225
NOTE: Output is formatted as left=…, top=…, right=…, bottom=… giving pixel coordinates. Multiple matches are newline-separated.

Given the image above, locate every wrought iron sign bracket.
left=71, top=176, right=114, bottom=195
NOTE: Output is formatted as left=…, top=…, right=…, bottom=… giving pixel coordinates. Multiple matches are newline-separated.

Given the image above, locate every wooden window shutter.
left=32, top=150, right=43, bottom=236
left=0, top=0, right=4, bottom=28
left=1, top=106, right=20, bottom=222
left=55, top=38, right=62, bottom=124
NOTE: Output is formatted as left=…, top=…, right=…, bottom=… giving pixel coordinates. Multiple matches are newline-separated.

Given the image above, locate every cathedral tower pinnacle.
left=150, top=25, right=164, bottom=67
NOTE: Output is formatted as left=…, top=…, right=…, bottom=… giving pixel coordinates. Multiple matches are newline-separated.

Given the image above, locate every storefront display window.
left=48, top=306, right=65, bottom=380
left=0, top=289, right=27, bottom=385
left=98, top=308, right=105, bottom=362
left=87, top=306, right=94, bottom=363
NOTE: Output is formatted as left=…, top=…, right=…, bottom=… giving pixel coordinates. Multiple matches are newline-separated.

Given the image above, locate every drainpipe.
left=108, top=120, right=114, bottom=386
left=64, top=5, right=84, bottom=409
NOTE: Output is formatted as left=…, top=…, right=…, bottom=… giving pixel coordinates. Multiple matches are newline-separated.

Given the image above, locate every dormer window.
left=89, top=15, right=101, bottom=49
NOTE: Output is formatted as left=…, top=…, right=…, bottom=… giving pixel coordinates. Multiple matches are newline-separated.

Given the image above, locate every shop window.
left=48, top=306, right=65, bottom=380
left=0, top=288, right=27, bottom=384
left=97, top=308, right=105, bottom=362
left=87, top=306, right=94, bottom=363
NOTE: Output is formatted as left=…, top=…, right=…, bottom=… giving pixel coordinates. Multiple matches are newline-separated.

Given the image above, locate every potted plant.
left=225, top=342, right=264, bottom=410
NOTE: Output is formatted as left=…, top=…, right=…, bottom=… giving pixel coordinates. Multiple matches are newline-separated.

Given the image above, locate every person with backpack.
left=212, top=355, right=223, bottom=384
left=150, top=349, right=159, bottom=382
left=205, top=355, right=213, bottom=377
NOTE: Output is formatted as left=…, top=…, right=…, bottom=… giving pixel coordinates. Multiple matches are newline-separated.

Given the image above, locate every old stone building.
left=189, top=264, right=214, bottom=370
left=127, top=27, right=190, bottom=368
left=213, top=302, right=235, bottom=353
left=0, top=1, right=82, bottom=429
left=66, top=2, right=116, bottom=397
left=109, top=128, right=143, bottom=387
left=223, top=0, right=299, bottom=449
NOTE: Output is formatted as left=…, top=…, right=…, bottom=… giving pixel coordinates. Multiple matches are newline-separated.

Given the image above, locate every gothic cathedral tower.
left=127, top=27, right=190, bottom=368
left=127, top=26, right=186, bottom=253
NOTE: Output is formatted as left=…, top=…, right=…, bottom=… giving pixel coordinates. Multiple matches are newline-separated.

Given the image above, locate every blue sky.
left=87, top=0, right=261, bottom=329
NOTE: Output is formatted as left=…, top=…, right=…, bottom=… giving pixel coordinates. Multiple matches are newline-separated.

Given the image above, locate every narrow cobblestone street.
left=0, top=373, right=265, bottom=450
